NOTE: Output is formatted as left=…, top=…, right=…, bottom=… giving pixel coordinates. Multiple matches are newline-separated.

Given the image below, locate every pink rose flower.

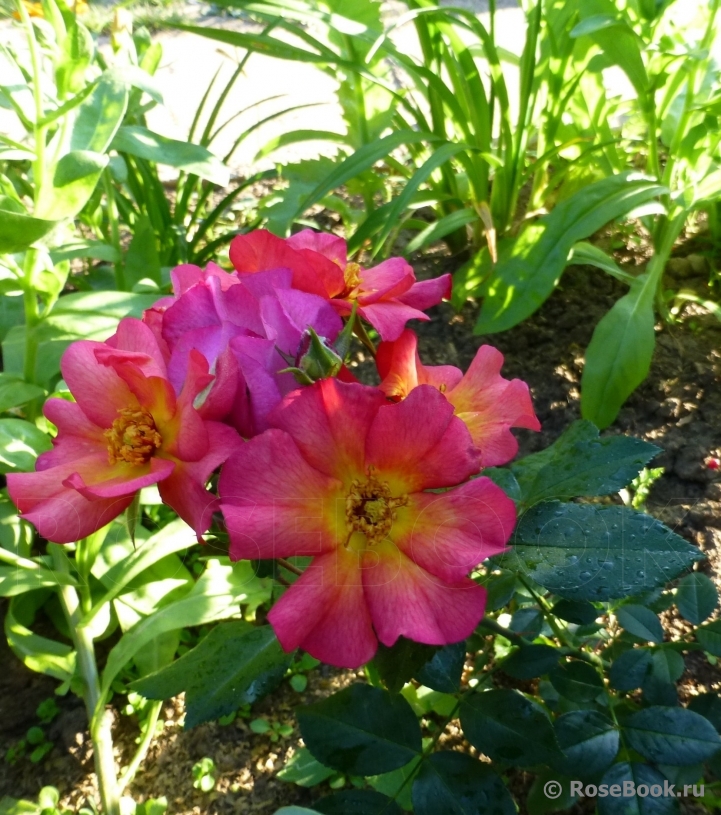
left=228, top=229, right=452, bottom=341
left=145, top=261, right=342, bottom=437
left=376, top=329, right=541, bottom=467
left=7, top=318, right=240, bottom=543
left=219, top=378, right=516, bottom=668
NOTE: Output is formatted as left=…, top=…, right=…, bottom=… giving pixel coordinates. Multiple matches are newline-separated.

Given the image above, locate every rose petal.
left=366, top=385, right=479, bottom=491
left=362, top=540, right=487, bottom=647
left=394, top=477, right=516, bottom=583
left=268, top=547, right=377, bottom=668
left=220, top=428, right=340, bottom=559
left=269, top=379, right=385, bottom=481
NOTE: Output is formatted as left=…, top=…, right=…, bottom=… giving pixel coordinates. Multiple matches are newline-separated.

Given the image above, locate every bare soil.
left=1, top=242, right=720, bottom=814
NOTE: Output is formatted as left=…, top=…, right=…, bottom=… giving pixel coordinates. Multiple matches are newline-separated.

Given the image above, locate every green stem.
left=518, top=576, right=609, bottom=669
left=50, top=545, right=121, bottom=815
left=661, top=0, right=719, bottom=190
left=477, top=616, right=527, bottom=646
left=23, top=249, right=40, bottom=386
left=645, top=102, right=662, bottom=182
left=16, top=0, right=46, bottom=204
left=352, top=317, right=376, bottom=357
left=103, top=169, right=125, bottom=290
left=118, top=701, right=163, bottom=792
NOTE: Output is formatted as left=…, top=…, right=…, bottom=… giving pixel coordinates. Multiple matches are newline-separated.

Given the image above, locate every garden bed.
left=2, top=245, right=719, bottom=815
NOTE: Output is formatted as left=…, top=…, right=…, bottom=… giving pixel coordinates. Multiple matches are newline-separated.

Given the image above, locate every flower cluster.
left=8, top=229, right=539, bottom=668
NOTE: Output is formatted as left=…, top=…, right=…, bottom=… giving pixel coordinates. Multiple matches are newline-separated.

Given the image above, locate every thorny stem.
left=390, top=697, right=463, bottom=805
left=276, top=558, right=303, bottom=577
left=49, top=545, right=121, bottom=815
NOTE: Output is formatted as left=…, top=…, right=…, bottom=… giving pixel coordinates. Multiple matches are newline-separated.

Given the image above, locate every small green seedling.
left=192, top=757, right=216, bottom=792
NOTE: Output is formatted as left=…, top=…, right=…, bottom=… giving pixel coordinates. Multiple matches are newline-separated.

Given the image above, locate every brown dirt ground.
left=1, top=238, right=720, bottom=814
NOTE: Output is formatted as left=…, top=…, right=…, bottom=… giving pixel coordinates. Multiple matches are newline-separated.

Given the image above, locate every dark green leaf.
left=502, top=645, right=561, bottom=680
left=474, top=174, right=664, bottom=334
left=112, top=126, right=229, bottom=185
left=510, top=607, right=543, bottom=639
left=415, top=641, right=465, bottom=693
left=616, top=605, right=664, bottom=644
left=551, top=600, right=599, bottom=625
left=554, top=710, right=619, bottom=779
left=411, top=751, right=515, bottom=815
left=314, top=790, right=403, bottom=815
left=580, top=275, right=655, bottom=429
left=373, top=638, right=436, bottom=694
left=624, top=706, right=721, bottom=765
left=297, top=684, right=421, bottom=775
left=696, top=619, right=721, bottom=656
left=0, top=419, right=52, bottom=473
left=277, top=747, right=335, bottom=787
left=688, top=693, right=721, bottom=733
left=609, top=648, right=653, bottom=691
left=549, top=660, right=604, bottom=703
left=598, top=762, right=679, bottom=815
left=641, top=675, right=678, bottom=708
left=651, top=649, right=684, bottom=684
left=675, top=573, right=718, bottom=625
left=132, top=622, right=291, bottom=728
left=510, top=420, right=659, bottom=505
left=460, top=689, right=561, bottom=766
left=483, top=468, right=521, bottom=503
left=505, top=501, right=701, bottom=601
left=483, top=570, right=517, bottom=612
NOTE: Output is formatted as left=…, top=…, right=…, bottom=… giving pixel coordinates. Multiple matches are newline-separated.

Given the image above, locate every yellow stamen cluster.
left=342, top=262, right=363, bottom=298
left=104, top=407, right=162, bottom=466
left=345, top=474, right=408, bottom=546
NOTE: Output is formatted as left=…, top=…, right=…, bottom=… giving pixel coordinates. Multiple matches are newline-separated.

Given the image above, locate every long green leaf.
left=474, top=173, right=665, bottom=334
left=112, top=126, right=229, bottom=186
left=256, top=129, right=348, bottom=161
left=294, top=129, right=437, bottom=223
left=406, top=208, right=478, bottom=254
left=81, top=519, right=196, bottom=627
left=371, top=142, right=469, bottom=256
left=580, top=274, right=655, bottom=429
left=172, top=22, right=344, bottom=65
left=98, top=561, right=269, bottom=706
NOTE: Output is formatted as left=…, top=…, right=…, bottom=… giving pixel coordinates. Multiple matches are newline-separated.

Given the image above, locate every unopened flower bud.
left=296, top=328, right=343, bottom=381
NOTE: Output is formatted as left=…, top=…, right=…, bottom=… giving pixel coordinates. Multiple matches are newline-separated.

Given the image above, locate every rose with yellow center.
left=105, top=407, right=162, bottom=466
left=8, top=318, right=240, bottom=543
left=220, top=378, right=516, bottom=669
left=228, top=228, right=452, bottom=342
